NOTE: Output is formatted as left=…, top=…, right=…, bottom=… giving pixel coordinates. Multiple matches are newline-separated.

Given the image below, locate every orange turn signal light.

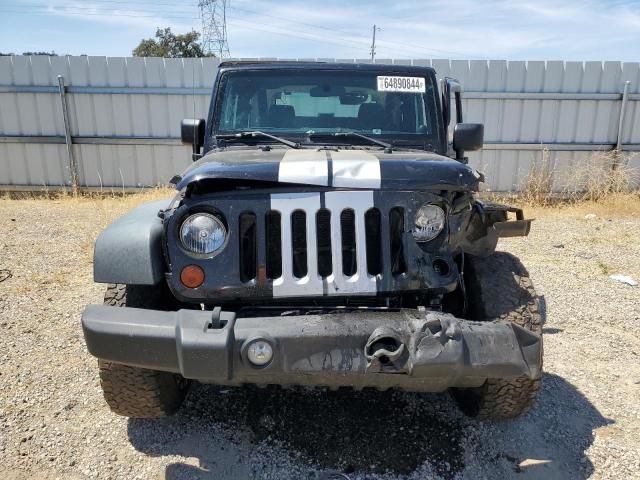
left=180, top=265, right=205, bottom=288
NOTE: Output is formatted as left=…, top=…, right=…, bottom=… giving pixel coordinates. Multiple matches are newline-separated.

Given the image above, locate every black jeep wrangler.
left=82, top=61, right=542, bottom=420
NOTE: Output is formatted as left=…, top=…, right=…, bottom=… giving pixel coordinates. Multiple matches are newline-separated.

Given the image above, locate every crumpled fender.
left=93, top=199, right=171, bottom=285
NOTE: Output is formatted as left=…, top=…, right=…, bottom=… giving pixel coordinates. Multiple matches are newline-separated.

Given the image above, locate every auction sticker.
left=377, top=76, right=426, bottom=93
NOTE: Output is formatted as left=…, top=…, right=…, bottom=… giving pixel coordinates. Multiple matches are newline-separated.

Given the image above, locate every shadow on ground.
left=127, top=373, right=610, bottom=480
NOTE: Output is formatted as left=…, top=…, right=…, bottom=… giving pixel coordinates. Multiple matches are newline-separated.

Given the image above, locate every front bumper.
left=81, top=306, right=542, bottom=392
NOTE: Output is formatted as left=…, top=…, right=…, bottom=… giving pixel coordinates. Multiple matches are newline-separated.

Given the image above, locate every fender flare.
left=93, top=199, right=172, bottom=285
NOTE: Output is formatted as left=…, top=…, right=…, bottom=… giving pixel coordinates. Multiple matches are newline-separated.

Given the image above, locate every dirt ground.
left=0, top=193, right=639, bottom=480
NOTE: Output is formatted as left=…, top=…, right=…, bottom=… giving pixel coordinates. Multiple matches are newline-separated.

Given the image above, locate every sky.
left=0, top=0, right=639, bottom=61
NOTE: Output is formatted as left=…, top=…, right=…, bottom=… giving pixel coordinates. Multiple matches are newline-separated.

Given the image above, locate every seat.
left=357, top=103, right=385, bottom=130
left=268, top=105, right=295, bottom=128
left=397, top=101, right=417, bottom=131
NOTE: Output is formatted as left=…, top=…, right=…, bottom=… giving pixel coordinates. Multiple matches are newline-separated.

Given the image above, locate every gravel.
left=1, top=197, right=639, bottom=480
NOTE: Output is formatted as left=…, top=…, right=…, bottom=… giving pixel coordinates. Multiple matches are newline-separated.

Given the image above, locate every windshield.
left=213, top=69, right=442, bottom=149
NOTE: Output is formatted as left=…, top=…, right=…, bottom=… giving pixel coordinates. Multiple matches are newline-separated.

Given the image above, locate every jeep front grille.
left=239, top=193, right=407, bottom=297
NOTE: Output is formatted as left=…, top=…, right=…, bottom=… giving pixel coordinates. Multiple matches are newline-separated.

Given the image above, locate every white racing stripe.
left=277, top=149, right=382, bottom=189
left=331, top=150, right=381, bottom=189
left=278, top=149, right=328, bottom=186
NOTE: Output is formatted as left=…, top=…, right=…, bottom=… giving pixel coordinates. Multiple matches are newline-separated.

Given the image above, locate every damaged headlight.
left=180, top=213, right=227, bottom=254
left=412, top=204, right=445, bottom=242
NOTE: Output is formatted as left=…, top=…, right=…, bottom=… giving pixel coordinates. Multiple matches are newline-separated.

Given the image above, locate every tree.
left=1, top=52, right=60, bottom=56
left=132, top=28, right=211, bottom=58
left=22, top=51, right=58, bottom=56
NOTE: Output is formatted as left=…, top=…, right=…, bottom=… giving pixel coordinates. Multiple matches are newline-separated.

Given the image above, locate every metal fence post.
left=611, top=80, right=631, bottom=173
left=616, top=81, right=631, bottom=151
left=57, top=75, right=79, bottom=193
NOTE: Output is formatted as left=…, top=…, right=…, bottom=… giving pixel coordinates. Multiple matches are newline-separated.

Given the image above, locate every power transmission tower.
left=198, top=0, right=231, bottom=58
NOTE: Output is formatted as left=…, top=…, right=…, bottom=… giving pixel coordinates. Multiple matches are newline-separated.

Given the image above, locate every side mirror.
left=441, top=77, right=462, bottom=128
left=181, top=118, right=206, bottom=161
left=453, top=123, right=484, bottom=160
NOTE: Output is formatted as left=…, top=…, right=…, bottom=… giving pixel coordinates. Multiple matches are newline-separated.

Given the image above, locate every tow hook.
left=364, top=326, right=407, bottom=373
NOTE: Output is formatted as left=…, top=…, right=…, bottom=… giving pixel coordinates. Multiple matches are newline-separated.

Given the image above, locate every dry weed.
left=490, top=192, right=640, bottom=220
left=563, top=150, right=639, bottom=202
left=520, top=148, right=554, bottom=206
left=1, top=186, right=174, bottom=211
left=504, top=149, right=640, bottom=218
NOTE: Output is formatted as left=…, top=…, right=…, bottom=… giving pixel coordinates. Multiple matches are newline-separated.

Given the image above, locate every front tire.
left=450, top=252, right=543, bottom=420
left=97, top=283, right=190, bottom=418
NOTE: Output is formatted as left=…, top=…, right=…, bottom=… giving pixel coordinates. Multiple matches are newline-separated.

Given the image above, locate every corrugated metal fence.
left=1, top=55, right=639, bottom=191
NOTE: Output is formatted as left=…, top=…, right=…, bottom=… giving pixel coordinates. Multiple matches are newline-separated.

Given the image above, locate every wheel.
left=97, top=283, right=190, bottom=418
left=450, top=252, right=543, bottom=420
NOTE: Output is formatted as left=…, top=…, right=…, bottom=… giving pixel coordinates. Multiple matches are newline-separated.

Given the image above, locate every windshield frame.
left=204, top=64, right=445, bottom=155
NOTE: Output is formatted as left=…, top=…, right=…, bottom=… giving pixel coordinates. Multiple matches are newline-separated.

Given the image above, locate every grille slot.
left=364, top=208, right=382, bottom=275
left=389, top=207, right=407, bottom=275
left=265, top=211, right=282, bottom=279
left=291, top=210, right=308, bottom=278
left=316, top=209, right=332, bottom=278
left=340, top=209, right=357, bottom=276
left=239, top=212, right=257, bottom=282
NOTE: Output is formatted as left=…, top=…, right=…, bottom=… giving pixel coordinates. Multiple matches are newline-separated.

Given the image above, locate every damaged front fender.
left=457, top=201, right=534, bottom=256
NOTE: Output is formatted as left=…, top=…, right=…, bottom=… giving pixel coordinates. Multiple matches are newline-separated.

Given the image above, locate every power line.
left=230, top=20, right=373, bottom=52
left=227, top=4, right=361, bottom=40
left=226, top=1, right=478, bottom=58
left=0, top=6, right=198, bottom=20
left=232, top=14, right=434, bottom=58
left=226, top=19, right=370, bottom=54
left=0, top=4, right=377, bottom=54
left=21, top=0, right=199, bottom=10
left=2, top=2, right=481, bottom=59
left=225, top=3, right=479, bottom=59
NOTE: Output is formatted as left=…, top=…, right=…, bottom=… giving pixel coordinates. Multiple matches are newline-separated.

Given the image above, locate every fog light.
left=247, top=340, right=273, bottom=366
left=180, top=264, right=205, bottom=288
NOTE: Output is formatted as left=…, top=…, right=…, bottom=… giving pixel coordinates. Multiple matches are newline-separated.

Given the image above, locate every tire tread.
left=97, top=284, right=188, bottom=418
left=452, top=252, right=543, bottom=420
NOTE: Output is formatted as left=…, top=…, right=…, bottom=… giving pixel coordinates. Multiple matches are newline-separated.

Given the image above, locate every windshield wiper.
left=215, top=131, right=300, bottom=149
left=309, top=131, right=393, bottom=153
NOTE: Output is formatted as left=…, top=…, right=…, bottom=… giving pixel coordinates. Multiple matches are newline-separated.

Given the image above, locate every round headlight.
left=413, top=205, right=445, bottom=242
left=180, top=213, right=227, bottom=254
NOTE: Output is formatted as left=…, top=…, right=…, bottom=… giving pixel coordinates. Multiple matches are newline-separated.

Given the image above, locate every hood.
left=175, top=147, right=481, bottom=191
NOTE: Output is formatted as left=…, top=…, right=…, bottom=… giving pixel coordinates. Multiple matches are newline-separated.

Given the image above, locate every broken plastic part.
left=365, top=326, right=407, bottom=372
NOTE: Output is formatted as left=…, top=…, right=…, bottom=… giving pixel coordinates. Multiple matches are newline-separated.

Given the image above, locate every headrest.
left=357, top=103, right=385, bottom=129
left=268, top=105, right=295, bottom=128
